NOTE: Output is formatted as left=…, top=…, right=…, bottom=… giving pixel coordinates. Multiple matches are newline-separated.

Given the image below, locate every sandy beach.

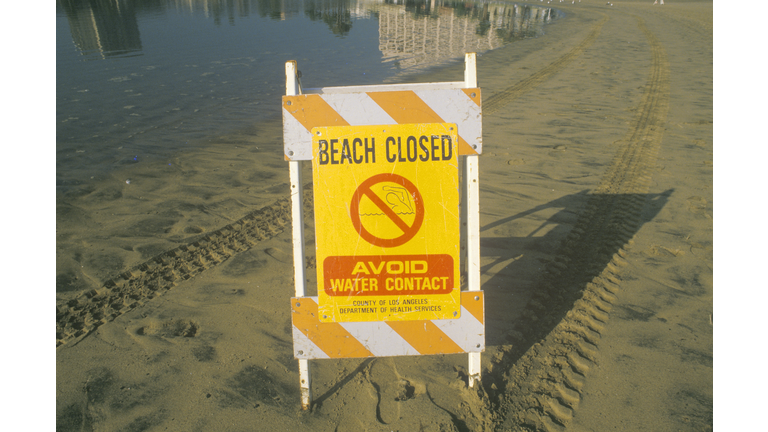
left=56, top=1, right=713, bottom=430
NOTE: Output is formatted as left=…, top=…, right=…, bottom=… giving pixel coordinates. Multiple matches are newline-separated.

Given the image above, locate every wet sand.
left=56, top=1, right=712, bottom=430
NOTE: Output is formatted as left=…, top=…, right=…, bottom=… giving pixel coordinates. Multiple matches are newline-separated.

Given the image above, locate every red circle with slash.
left=349, top=173, right=424, bottom=248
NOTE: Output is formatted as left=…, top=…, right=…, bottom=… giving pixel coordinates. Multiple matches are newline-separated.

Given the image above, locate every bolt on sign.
left=312, top=123, right=460, bottom=323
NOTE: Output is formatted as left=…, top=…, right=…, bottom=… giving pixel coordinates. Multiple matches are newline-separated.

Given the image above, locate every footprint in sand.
left=685, top=196, right=709, bottom=216
left=136, top=319, right=199, bottom=338
left=369, top=359, right=426, bottom=425
left=265, top=247, right=291, bottom=263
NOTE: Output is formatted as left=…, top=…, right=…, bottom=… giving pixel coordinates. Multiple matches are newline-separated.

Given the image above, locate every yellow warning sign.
left=312, top=123, right=460, bottom=323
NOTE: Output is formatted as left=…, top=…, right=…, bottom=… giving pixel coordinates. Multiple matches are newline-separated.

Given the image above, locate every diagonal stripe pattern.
left=291, top=291, right=484, bottom=359
left=282, top=88, right=482, bottom=160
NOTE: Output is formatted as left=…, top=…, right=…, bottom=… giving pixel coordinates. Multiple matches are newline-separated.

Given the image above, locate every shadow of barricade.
left=478, top=189, right=672, bottom=363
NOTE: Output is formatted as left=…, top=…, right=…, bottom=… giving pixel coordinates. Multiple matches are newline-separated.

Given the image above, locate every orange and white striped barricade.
left=291, top=291, right=484, bottom=359
left=283, top=54, right=483, bottom=410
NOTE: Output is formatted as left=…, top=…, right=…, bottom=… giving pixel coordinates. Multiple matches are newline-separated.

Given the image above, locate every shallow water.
left=57, top=0, right=561, bottom=175
left=56, top=0, right=562, bottom=292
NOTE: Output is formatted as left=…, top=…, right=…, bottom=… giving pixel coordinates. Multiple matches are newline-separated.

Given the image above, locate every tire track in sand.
left=482, top=13, right=608, bottom=116
left=56, top=189, right=315, bottom=348
left=486, top=15, right=670, bottom=431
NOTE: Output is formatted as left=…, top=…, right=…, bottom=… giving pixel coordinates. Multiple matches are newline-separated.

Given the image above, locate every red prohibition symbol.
left=349, top=173, right=425, bottom=248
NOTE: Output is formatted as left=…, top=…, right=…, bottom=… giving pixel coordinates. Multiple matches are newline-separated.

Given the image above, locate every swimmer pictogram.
left=382, top=185, right=413, bottom=214
left=349, top=173, right=424, bottom=248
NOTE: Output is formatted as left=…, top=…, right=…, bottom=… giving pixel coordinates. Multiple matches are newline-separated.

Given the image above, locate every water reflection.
left=59, top=0, right=559, bottom=64
left=59, top=0, right=143, bottom=59
left=305, top=0, right=355, bottom=35
left=57, top=0, right=561, bottom=177
left=376, top=1, right=558, bottom=73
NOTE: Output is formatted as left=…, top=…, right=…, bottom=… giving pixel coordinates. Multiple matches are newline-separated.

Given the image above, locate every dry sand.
left=56, top=1, right=713, bottom=430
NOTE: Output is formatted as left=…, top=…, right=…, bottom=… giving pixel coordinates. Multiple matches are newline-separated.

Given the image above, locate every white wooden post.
left=286, top=60, right=312, bottom=410
left=464, top=53, right=482, bottom=388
